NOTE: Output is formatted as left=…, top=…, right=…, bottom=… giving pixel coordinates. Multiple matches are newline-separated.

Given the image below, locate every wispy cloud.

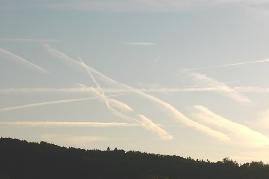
left=0, top=87, right=218, bottom=94
left=0, top=38, right=59, bottom=43
left=190, top=72, right=251, bottom=103
left=0, top=94, right=125, bottom=112
left=0, top=121, right=137, bottom=127
left=72, top=56, right=135, bottom=114
left=138, top=115, right=173, bottom=140
left=80, top=75, right=173, bottom=141
left=46, top=45, right=136, bottom=116
left=4, top=86, right=269, bottom=94
left=193, top=105, right=269, bottom=147
left=74, top=63, right=173, bottom=141
left=45, top=46, right=230, bottom=142
left=81, top=59, right=230, bottom=142
left=106, top=98, right=134, bottom=113
left=185, top=58, right=269, bottom=71
left=46, top=45, right=173, bottom=141
left=125, top=42, right=157, bottom=46
left=0, top=48, right=48, bottom=73
left=87, top=69, right=230, bottom=141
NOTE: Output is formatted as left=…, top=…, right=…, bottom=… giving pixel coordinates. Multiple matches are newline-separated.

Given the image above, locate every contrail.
left=88, top=81, right=172, bottom=140
left=138, top=115, right=173, bottom=140
left=185, top=58, right=269, bottom=71
left=0, top=87, right=219, bottom=94
left=190, top=72, right=251, bottom=103
left=0, top=121, right=138, bottom=127
left=194, top=105, right=269, bottom=147
left=78, top=57, right=102, bottom=92
left=78, top=62, right=172, bottom=140
left=0, top=48, right=48, bottom=73
left=0, top=93, right=126, bottom=112
left=46, top=46, right=229, bottom=142
left=76, top=57, right=230, bottom=142
left=81, top=59, right=134, bottom=113
left=0, top=38, right=59, bottom=43
left=4, top=86, right=269, bottom=94
left=46, top=45, right=174, bottom=141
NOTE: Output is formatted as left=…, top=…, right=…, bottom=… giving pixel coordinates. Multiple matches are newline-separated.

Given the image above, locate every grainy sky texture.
left=1, top=0, right=269, bottom=162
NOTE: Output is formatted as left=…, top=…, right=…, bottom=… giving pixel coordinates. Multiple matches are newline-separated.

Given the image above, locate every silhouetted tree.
left=1, top=138, right=269, bottom=179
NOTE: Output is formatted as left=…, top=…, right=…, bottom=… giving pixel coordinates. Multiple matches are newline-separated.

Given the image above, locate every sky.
left=2, top=0, right=269, bottom=163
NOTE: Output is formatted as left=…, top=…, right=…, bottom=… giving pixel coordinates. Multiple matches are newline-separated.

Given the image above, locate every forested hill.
left=0, top=138, right=268, bottom=179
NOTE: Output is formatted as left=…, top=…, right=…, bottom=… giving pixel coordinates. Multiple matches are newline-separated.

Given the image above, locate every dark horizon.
left=1, top=137, right=269, bottom=179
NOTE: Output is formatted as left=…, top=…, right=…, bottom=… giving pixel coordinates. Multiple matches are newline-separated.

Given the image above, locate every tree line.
left=0, top=137, right=268, bottom=179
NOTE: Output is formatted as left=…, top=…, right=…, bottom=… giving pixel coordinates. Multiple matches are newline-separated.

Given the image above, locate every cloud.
left=46, top=45, right=135, bottom=116
left=77, top=58, right=135, bottom=113
left=125, top=42, right=157, bottom=46
left=85, top=68, right=230, bottom=142
left=86, top=82, right=173, bottom=142
left=138, top=115, right=173, bottom=140
left=0, top=38, right=59, bottom=43
left=108, top=98, right=134, bottom=112
left=90, top=86, right=134, bottom=114
left=45, top=46, right=230, bottom=142
left=0, top=48, right=48, bottom=73
left=0, top=94, right=124, bottom=112
left=75, top=63, right=174, bottom=141
left=185, top=58, right=269, bottom=71
left=143, top=95, right=230, bottom=142
left=4, top=86, right=269, bottom=94
left=46, top=45, right=176, bottom=141
left=0, top=87, right=218, bottom=94
left=47, top=45, right=131, bottom=114
left=0, top=121, right=138, bottom=127
left=190, top=72, right=251, bottom=103
left=193, top=105, right=269, bottom=147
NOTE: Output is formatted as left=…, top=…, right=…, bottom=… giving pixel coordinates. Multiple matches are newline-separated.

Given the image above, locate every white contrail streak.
left=0, top=87, right=219, bottom=94
left=45, top=46, right=229, bottom=142
left=194, top=105, right=269, bottom=147
left=77, top=58, right=229, bottom=142
left=0, top=48, right=48, bottom=73
left=0, top=93, right=125, bottom=112
left=190, top=72, right=251, bottom=103
left=185, top=58, right=269, bottom=71
left=138, top=115, right=173, bottom=140
left=87, top=78, right=172, bottom=140
left=78, top=66, right=172, bottom=140
left=0, top=38, right=59, bottom=43
left=3, top=86, right=269, bottom=94
left=79, top=58, right=134, bottom=113
left=0, top=121, right=138, bottom=127
left=78, top=57, right=102, bottom=92
left=46, top=45, right=174, bottom=141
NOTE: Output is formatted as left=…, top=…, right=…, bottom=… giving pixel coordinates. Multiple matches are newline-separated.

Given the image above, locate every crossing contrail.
left=0, top=48, right=48, bottom=73
left=45, top=45, right=230, bottom=142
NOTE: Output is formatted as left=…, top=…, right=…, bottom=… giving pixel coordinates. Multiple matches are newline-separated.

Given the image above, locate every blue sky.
left=2, top=0, right=269, bottom=162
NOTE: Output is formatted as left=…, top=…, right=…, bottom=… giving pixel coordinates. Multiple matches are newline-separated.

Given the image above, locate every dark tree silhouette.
left=0, top=137, right=268, bottom=179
